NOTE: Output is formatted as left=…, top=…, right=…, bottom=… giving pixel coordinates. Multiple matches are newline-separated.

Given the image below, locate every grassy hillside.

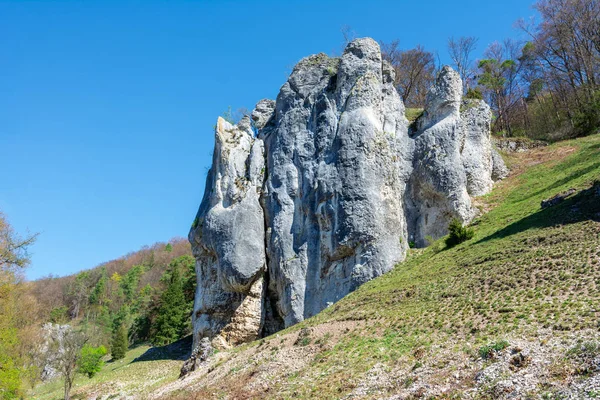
left=30, top=343, right=184, bottom=400
left=30, top=134, right=600, bottom=399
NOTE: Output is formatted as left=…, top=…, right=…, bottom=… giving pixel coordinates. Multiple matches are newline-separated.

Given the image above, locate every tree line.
left=379, top=0, right=599, bottom=140
left=0, top=212, right=196, bottom=399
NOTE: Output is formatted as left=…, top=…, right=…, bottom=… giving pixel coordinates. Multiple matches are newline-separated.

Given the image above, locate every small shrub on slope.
left=445, top=218, right=475, bottom=247
left=77, top=344, right=107, bottom=378
left=479, top=340, right=510, bottom=359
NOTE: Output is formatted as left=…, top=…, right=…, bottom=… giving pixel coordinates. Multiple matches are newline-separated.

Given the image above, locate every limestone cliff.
left=189, top=38, right=506, bottom=349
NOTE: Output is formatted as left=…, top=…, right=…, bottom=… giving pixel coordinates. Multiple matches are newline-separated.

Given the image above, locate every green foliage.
left=152, top=268, right=189, bottom=346
left=567, top=341, right=600, bottom=361
left=121, top=265, right=145, bottom=302
left=573, top=89, right=600, bottom=137
left=405, top=108, right=424, bottom=123
left=445, top=218, right=474, bottom=247
left=89, top=267, right=108, bottom=305
left=49, top=306, right=69, bottom=324
left=478, top=59, right=506, bottom=90
left=479, top=340, right=510, bottom=359
left=465, top=87, right=483, bottom=100
left=164, top=243, right=172, bottom=253
left=161, top=255, right=196, bottom=303
left=77, top=344, right=107, bottom=378
left=0, top=326, right=22, bottom=399
left=111, top=324, right=128, bottom=360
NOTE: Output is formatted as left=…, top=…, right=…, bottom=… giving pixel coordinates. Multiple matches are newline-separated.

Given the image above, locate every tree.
left=517, top=0, right=600, bottom=137
left=77, top=344, right=107, bottom=378
left=341, top=24, right=356, bottom=46
left=152, top=267, right=188, bottom=346
left=0, top=212, right=37, bottom=398
left=68, top=272, right=92, bottom=319
left=49, top=327, right=87, bottom=400
left=110, top=324, right=128, bottom=360
left=0, top=312, right=21, bottom=399
left=381, top=41, right=437, bottom=107
left=49, top=306, right=69, bottom=324
left=476, top=40, right=527, bottom=136
left=0, top=212, right=37, bottom=271
left=161, top=255, right=196, bottom=303
left=88, top=267, right=108, bottom=306
left=448, top=36, right=479, bottom=93
left=120, top=265, right=145, bottom=302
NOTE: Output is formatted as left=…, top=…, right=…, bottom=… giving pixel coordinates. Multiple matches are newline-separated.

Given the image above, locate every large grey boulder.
left=189, top=38, right=507, bottom=349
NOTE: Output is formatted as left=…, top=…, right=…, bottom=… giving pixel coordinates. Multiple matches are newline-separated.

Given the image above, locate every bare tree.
left=49, top=327, right=88, bottom=400
left=381, top=41, right=437, bottom=107
left=517, top=0, right=600, bottom=136
left=0, top=212, right=37, bottom=270
left=447, top=36, right=479, bottom=93
left=341, top=25, right=356, bottom=46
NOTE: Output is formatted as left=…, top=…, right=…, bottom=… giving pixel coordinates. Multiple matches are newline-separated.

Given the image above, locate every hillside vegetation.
left=30, top=133, right=600, bottom=399
left=27, top=238, right=195, bottom=347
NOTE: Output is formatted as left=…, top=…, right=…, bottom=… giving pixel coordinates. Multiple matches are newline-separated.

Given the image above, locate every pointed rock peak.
left=215, top=116, right=233, bottom=135
left=343, top=37, right=381, bottom=62
left=382, top=59, right=396, bottom=85
left=190, top=40, right=504, bottom=350
left=215, top=116, right=253, bottom=143
left=237, top=115, right=252, bottom=133
left=251, top=99, right=276, bottom=130
left=426, top=66, right=463, bottom=112
left=416, top=66, right=463, bottom=130
left=292, top=53, right=337, bottom=75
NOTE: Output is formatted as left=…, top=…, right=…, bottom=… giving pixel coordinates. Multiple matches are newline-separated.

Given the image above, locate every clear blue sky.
left=0, top=0, right=537, bottom=280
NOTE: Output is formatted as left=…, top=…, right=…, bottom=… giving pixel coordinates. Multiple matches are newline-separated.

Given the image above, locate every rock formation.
left=189, top=38, right=507, bottom=349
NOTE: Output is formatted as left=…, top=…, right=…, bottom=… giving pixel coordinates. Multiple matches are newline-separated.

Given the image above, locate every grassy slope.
left=29, top=134, right=600, bottom=399
left=278, top=134, right=600, bottom=397
left=30, top=345, right=183, bottom=399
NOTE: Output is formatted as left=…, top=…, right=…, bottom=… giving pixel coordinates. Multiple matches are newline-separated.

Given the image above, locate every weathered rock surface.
left=189, top=116, right=266, bottom=347
left=189, top=38, right=508, bottom=349
left=39, top=323, right=72, bottom=381
left=494, top=137, right=548, bottom=153
left=180, top=337, right=214, bottom=378
left=406, top=67, right=476, bottom=246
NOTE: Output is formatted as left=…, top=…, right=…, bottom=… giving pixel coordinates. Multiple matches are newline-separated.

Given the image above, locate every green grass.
left=478, top=339, right=510, bottom=359
left=266, top=134, right=600, bottom=398
left=405, top=108, right=424, bottom=122
left=29, top=345, right=182, bottom=400
left=30, top=134, right=600, bottom=399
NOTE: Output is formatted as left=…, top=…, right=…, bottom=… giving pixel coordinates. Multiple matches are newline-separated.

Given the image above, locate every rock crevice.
left=189, top=38, right=507, bottom=349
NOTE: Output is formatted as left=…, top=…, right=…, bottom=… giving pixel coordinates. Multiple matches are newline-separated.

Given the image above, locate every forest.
left=0, top=214, right=195, bottom=399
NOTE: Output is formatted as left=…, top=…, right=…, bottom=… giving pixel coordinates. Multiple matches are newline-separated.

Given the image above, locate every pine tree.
left=89, top=267, right=108, bottom=305
left=152, top=268, right=187, bottom=346
left=110, top=324, right=128, bottom=360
